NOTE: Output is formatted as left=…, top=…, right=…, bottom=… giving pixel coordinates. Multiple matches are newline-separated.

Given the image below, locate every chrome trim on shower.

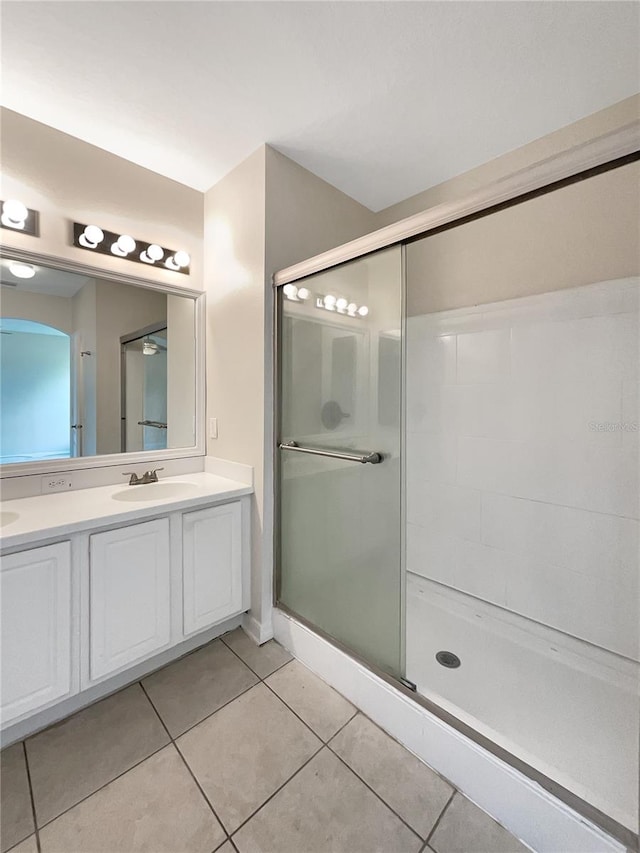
left=279, top=440, right=382, bottom=464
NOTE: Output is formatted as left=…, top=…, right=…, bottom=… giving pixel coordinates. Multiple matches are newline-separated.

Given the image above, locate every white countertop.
left=0, top=472, right=253, bottom=551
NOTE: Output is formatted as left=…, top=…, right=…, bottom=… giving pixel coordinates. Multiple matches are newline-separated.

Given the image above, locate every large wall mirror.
left=0, top=253, right=202, bottom=473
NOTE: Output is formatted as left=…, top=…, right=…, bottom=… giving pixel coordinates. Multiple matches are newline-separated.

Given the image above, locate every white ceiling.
left=0, top=259, right=91, bottom=296
left=1, top=1, right=638, bottom=211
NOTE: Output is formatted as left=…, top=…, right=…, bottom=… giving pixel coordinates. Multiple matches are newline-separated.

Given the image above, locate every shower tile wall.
left=406, top=277, right=639, bottom=661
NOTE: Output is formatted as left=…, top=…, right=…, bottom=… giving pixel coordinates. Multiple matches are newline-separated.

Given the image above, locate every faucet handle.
left=145, top=467, right=164, bottom=482
left=122, top=472, right=141, bottom=485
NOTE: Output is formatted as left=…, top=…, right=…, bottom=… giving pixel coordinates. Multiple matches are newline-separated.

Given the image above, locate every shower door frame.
left=272, top=121, right=640, bottom=852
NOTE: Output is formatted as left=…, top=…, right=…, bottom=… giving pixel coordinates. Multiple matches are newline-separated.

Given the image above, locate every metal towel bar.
left=138, top=420, right=168, bottom=429
left=279, top=440, right=382, bottom=464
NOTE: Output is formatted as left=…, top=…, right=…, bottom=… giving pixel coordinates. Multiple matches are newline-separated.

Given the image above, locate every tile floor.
left=1, top=629, right=529, bottom=853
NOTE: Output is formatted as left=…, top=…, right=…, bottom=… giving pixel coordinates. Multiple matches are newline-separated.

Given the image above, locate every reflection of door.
left=121, top=325, right=168, bottom=452
left=277, top=247, right=404, bottom=679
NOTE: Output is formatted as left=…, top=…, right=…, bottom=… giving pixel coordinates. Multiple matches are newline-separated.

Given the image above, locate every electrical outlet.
left=41, top=475, right=73, bottom=493
left=209, top=418, right=218, bottom=439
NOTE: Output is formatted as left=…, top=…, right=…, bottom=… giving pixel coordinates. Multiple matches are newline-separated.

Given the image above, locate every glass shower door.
left=277, top=247, right=404, bottom=678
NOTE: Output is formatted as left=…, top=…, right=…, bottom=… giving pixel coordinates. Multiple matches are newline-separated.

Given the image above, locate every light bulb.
left=173, top=250, right=190, bottom=268
left=347, top=303, right=357, bottom=316
left=357, top=305, right=369, bottom=317
left=2, top=199, right=29, bottom=229
left=111, top=234, right=136, bottom=256
left=336, top=297, right=348, bottom=312
left=141, top=243, right=164, bottom=264
left=147, top=244, right=163, bottom=261
left=297, top=287, right=310, bottom=301
left=323, top=294, right=337, bottom=310
left=165, top=250, right=190, bottom=271
left=8, top=262, right=35, bottom=279
left=79, top=224, right=104, bottom=249
left=283, top=284, right=298, bottom=299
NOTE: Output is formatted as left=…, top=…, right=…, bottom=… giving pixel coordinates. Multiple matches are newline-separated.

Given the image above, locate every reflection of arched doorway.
left=0, top=318, right=71, bottom=463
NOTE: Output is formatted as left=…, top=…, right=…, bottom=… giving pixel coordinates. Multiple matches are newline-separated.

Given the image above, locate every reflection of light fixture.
left=165, top=250, right=190, bottom=271
left=142, top=339, right=160, bottom=356
left=79, top=224, right=104, bottom=249
left=283, top=283, right=298, bottom=300
left=315, top=293, right=369, bottom=320
left=1, top=199, right=39, bottom=236
left=141, top=243, right=164, bottom=264
left=111, top=234, right=136, bottom=257
left=297, top=287, right=310, bottom=301
left=8, top=262, right=36, bottom=279
left=323, top=294, right=337, bottom=311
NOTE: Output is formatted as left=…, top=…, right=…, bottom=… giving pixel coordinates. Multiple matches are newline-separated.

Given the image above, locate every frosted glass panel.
left=278, top=247, right=403, bottom=677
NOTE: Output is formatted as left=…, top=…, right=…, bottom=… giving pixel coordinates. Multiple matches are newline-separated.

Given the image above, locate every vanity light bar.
left=72, top=223, right=190, bottom=275
left=0, top=200, right=39, bottom=237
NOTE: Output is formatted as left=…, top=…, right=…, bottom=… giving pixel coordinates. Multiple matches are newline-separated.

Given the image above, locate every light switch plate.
left=209, top=418, right=218, bottom=439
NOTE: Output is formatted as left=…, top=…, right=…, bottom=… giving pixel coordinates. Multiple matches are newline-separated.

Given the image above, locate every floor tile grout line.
left=10, top=644, right=280, bottom=840
left=219, top=633, right=293, bottom=682
left=138, top=681, right=232, bottom=842
left=425, top=789, right=457, bottom=847
left=162, top=678, right=259, bottom=741
left=325, top=743, right=425, bottom=845
left=260, top=677, right=344, bottom=746
left=32, top=740, right=170, bottom=833
left=21, top=741, right=41, bottom=853
left=228, top=743, right=326, bottom=840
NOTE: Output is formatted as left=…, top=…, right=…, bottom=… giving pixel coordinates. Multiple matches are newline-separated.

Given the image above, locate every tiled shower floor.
left=1, top=629, right=528, bottom=853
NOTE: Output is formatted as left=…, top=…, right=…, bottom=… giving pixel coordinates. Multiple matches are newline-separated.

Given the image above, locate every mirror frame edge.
left=0, top=244, right=206, bottom=479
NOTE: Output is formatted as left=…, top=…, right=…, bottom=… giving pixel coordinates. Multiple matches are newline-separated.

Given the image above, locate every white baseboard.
left=273, top=609, right=627, bottom=853
left=242, top=611, right=274, bottom=645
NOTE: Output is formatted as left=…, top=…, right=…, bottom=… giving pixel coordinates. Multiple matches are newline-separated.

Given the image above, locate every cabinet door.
left=89, top=519, right=171, bottom=681
left=183, top=502, right=242, bottom=636
left=1, top=542, right=72, bottom=723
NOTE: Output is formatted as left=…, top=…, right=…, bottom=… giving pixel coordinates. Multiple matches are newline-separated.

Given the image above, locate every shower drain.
left=436, top=650, right=461, bottom=668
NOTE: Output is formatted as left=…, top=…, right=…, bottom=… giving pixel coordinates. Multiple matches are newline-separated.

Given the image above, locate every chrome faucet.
left=123, top=468, right=164, bottom=486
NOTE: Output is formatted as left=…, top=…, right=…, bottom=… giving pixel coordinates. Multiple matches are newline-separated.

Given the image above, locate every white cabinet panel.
left=1, top=542, right=72, bottom=722
left=183, top=502, right=242, bottom=636
left=89, top=519, right=171, bottom=681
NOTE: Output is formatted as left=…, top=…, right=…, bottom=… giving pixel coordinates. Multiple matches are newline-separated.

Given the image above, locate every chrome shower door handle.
left=279, top=440, right=382, bottom=464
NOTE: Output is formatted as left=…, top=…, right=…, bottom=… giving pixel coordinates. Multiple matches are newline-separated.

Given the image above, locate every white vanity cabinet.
left=89, top=518, right=172, bottom=681
left=0, top=486, right=251, bottom=741
left=183, top=502, right=242, bottom=636
left=0, top=542, right=72, bottom=724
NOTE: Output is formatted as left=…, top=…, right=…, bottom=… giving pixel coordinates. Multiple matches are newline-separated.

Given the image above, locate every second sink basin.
left=111, top=482, right=199, bottom=502
left=0, top=511, right=20, bottom=528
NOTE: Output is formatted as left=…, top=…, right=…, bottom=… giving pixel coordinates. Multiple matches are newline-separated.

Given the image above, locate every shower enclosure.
left=275, top=155, right=639, bottom=848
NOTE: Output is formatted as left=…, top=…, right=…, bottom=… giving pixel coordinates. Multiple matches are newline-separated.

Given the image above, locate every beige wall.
left=94, top=281, right=167, bottom=455
left=167, top=295, right=196, bottom=448
left=204, top=146, right=267, bottom=628
left=406, top=159, right=640, bottom=315
left=203, top=144, right=376, bottom=633
left=0, top=109, right=204, bottom=290
left=0, top=288, right=73, bottom=334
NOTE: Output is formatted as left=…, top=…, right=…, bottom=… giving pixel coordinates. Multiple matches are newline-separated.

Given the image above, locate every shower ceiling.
left=1, top=1, right=638, bottom=211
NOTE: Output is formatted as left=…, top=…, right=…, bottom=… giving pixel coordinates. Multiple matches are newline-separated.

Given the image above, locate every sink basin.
left=111, top=482, right=198, bottom=502
left=0, top=511, right=20, bottom=528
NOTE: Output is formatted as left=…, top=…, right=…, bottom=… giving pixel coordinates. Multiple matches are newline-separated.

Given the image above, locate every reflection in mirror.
left=0, top=257, right=196, bottom=465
